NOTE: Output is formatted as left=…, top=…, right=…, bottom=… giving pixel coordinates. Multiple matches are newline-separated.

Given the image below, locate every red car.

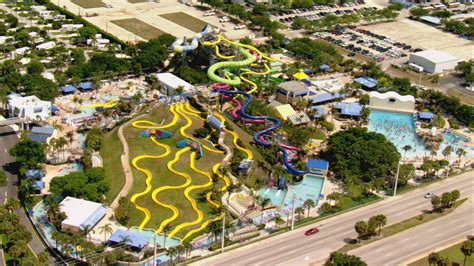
left=305, top=228, right=320, bottom=236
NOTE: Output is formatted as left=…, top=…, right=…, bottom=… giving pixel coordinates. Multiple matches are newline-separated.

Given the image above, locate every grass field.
left=124, top=104, right=230, bottom=238
left=71, top=0, right=105, bottom=8
left=160, top=12, right=209, bottom=33
left=409, top=241, right=474, bottom=266
left=101, top=127, right=125, bottom=204
left=111, top=18, right=165, bottom=40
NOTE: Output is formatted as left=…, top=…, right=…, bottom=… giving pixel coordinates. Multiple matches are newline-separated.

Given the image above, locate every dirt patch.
left=71, top=0, right=105, bottom=8
left=111, top=18, right=165, bottom=40
left=160, top=12, right=209, bottom=33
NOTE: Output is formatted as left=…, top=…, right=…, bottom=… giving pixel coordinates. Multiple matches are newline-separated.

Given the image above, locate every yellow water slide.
left=80, top=99, right=120, bottom=109
left=131, top=104, right=180, bottom=129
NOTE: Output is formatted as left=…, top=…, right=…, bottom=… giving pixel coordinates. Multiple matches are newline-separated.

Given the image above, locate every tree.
left=325, top=252, right=367, bottom=266
left=442, top=145, right=453, bottom=177
left=78, top=26, right=97, bottom=39
left=441, top=192, right=452, bottom=210
left=367, top=216, right=378, bottom=237
left=37, top=251, right=49, bottom=265
left=4, top=198, right=20, bottom=213
left=295, top=206, right=305, bottom=220
left=428, top=252, right=440, bottom=265
left=450, top=190, right=460, bottom=207
left=81, top=224, right=92, bottom=241
left=354, top=221, right=368, bottom=242
left=258, top=197, right=271, bottom=224
left=461, top=240, right=473, bottom=266
left=456, top=148, right=467, bottom=166
left=410, top=8, right=429, bottom=18
left=403, top=145, right=412, bottom=158
left=99, top=223, right=114, bottom=243
left=375, top=214, right=387, bottom=236
left=9, top=139, right=46, bottom=170
left=26, top=60, right=45, bottom=75
left=303, top=199, right=316, bottom=218
left=162, top=223, right=171, bottom=249
left=431, top=195, right=441, bottom=212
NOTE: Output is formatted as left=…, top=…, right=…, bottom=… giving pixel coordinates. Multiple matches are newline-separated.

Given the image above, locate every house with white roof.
left=61, top=24, right=83, bottom=32
left=155, top=72, right=195, bottom=96
left=7, top=94, right=51, bottom=120
left=11, top=47, right=30, bottom=58
left=409, top=50, right=459, bottom=74
left=36, top=41, right=56, bottom=50
left=59, top=197, right=107, bottom=232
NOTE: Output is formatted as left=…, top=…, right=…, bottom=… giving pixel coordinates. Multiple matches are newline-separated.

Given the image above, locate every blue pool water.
left=258, top=187, right=287, bottom=206
left=77, top=133, right=86, bottom=150
left=57, top=161, right=83, bottom=176
left=129, top=227, right=180, bottom=248
left=285, top=174, right=324, bottom=208
left=368, top=110, right=473, bottom=157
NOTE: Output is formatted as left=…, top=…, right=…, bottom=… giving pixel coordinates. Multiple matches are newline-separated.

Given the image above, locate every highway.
left=0, top=126, right=51, bottom=261
left=349, top=199, right=473, bottom=265
left=192, top=171, right=473, bottom=266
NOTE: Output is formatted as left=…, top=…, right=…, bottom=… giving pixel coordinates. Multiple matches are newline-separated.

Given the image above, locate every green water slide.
left=207, top=47, right=254, bottom=86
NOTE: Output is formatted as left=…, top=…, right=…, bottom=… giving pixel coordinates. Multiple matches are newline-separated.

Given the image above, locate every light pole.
left=220, top=212, right=225, bottom=253
left=393, top=160, right=401, bottom=196
left=290, top=193, right=297, bottom=231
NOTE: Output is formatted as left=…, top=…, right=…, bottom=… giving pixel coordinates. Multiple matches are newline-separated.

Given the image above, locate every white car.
left=234, top=24, right=246, bottom=30
left=203, top=11, right=215, bottom=16
left=219, top=16, right=230, bottom=22
left=105, top=4, right=113, bottom=8
left=424, top=192, right=435, bottom=199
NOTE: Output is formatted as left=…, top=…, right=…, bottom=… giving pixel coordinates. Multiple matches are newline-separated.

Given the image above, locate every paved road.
left=0, top=126, right=50, bottom=260
left=193, top=171, right=473, bottom=265
left=349, top=199, right=474, bottom=265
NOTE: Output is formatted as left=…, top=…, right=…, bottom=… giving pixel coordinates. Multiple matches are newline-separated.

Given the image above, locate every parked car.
left=305, top=228, right=320, bottom=236
left=425, top=192, right=435, bottom=199
left=203, top=11, right=216, bottom=16
left=219, top=16, right=230, bottom=22
left=234, top=24, right=246, bottom=30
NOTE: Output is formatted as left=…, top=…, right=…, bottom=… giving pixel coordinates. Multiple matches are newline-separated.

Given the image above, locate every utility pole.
left=290, top=193, right=296, bottom=231
left=393, top=160, right=401, bottom=196
left=153, top=233, right=157, bottom=266
left=220, top=213, right=225, bottom=253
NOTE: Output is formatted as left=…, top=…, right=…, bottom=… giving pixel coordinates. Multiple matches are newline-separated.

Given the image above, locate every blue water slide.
left=216, top=89, right=307, bottom=175
left=172, top=25, right=212, bottom=53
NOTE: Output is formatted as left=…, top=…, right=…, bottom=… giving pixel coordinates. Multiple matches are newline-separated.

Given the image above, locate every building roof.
left=420, top=16, right=441, bottom=25
left=354, top=77, right=378, bottom=89
left=28, top=134, right=49, bottom=142
left=307, top=159, right=329, bottom=170
left=418, top=111, right=434, bottom=120
left=275, top=104, right=297, bottom=121
left=156, top=73, right=194, bottom=91
left=51, top=105, right=59, bottom=113
left=59, top=196, right=107, bottom=229
left=335, top=102, right=363, bottom=116
left=310, top=92, right=346, bottom=105
left=369, top=91, right=415, bottom=103
left=26, top=169, right=44, bottom=178
left=287, top=112, right=310, bottom=126
left=292, top=69, right=309, bottom=80
left=207, top=115, right=225, bottom=129
left=278, top=80, right=308, bottom=93
left=61, top=84, right=76, bottom=93
left=78, top=81, right=93, bottom=90
left=31, top=126, right=54, bottom=136
left=411, top=50, right=458, bottom=64
left=310, top=106, right=326, bottom=118
left=108, top=230, right=152, bottom=249
left=8, top=94, right=50, bottom=108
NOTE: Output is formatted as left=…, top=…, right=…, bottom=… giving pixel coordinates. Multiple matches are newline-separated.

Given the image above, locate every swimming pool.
left=369, top=110, right=473, bottom=157
left=258, top=187, right=287, bottom=206
left=57, top=161, right=83, bottom=176
left=129, top=227, right=181, bottom=248
left=77, top=133, right=86, bottom=150
left=284, top=174, right=325, bottom=208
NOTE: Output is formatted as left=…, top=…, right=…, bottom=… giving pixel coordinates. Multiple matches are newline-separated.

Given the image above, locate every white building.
left=36, top=41, right=56, bottom=50
left=7, top=94, right=51, bottom=120
left=155, top=72, right=195, bottom=96
left=59, top=197, right=107, bottom=232
left=11, top=47, right=30, bottom=58
left=61, top=24, right=83, bottom=32
left=31, top=5, right=47, bottom=12
left=38, top=10, right=54, bottom=19
left=409, top=50, right=459, bottom=74
left=369, top=91, right=415, bottom=113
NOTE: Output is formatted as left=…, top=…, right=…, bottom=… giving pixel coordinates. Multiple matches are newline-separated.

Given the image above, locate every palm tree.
left=303, top=199, right=316, bottom=218
left=431, top=195, right=441, bottom=212
left=355, top=221, right=368, bottom=243
left=183, top=241, right=193, bottom=260
left=161, top=223, right=171, bottom=249
left=80, top=224, right=92, bottom=241
left=295, top=206, right=305, bottom=220
left=4, top=198, right=20, bottom=213
left=66, top=131, right=75, bottom=149
left=456, top=148, right=467, bottom=166
left=375, top=214, right=387, bottom=236
left=99, top=223, right=113, bottom=243
left=258, top=197, right=271, bottom=225
left=403, top=145, right=412, bottom=159
left=442, top=145, right=453, bottom=177
left=270, top=215, right=285, bottom=228
left=119, top=235, right=132, bottom=250
left=460, top=240, right=473, bottom=266
left=176, top=245, right=185, bottom=263
left=168, top=247, right=177, bottom=264
left=428, top=252, right=440, bottom=265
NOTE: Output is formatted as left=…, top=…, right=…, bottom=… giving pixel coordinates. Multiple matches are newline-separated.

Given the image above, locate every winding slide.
left=215, top=88, right=307, bottom=175
left=80, top=99, right=119, bottom=109
left=129, top=105, right=179, bottom=230
left=172, top=25, right=212, bottom=53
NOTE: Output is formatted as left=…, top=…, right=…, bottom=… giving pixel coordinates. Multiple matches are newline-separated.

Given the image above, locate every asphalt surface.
left=193, top=171, right=473, bottom=266
left=350, top=199, right=474, bottom=265
left=0, top=126, right=51, bottom=261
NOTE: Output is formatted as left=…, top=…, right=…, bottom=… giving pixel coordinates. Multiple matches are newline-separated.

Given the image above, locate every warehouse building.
left=409, top=50, right=458, bottom=74
left=59, top=197, right=107, bottom=232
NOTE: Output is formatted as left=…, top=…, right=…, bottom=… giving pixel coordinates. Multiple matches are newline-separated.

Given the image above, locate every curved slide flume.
left=172, top=25, right=212, bottom=53
left=130, top=137, right=171, bottom=229
left=215, top=89, right=307, bottom=175
left=132, top=104, right=180, bottom=129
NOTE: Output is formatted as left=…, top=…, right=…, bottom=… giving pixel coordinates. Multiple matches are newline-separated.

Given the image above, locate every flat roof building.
left=7, top=94, right=51, bottom=120
left=155, top=73, right=195, bottom=96
left=59, top=196, right=107, bottom=232
left=409, top=50, right=458, bottom=74
left=369, top=91, right=415, bottom=113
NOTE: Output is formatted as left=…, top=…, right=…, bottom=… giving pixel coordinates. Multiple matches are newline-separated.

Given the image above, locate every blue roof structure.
left=26, top=169, right=44, bottom=179
left=320, top=64, right=330, bottom=71
left=311, top=92, right=346, bottom=105
left=78, top=81, right=93, bottom=90
left=207, top=115, right=225, bottom=130
left=335, top=102, right=363, bottom=116
left=354, top=77, right=378, bottom=89
left=310, top=106, right=326, bottom=118
left=307, top=159, right=329, bottom=170
left=28, top=134, right=49, bottom=142
left=61, top=84, right=76, bottom=93
left=51, top=105, right=59, bottom=113
left=418, top=112, right=434, bottom=120
left=300, top=79, right=312, bottom=86
left=31, top=126, right=55, bottom=136
left=108, top=230, right=152, bottom=249
left=81, top=205, right=107, bottom=229
left=33, top=181, right=44, bottom=189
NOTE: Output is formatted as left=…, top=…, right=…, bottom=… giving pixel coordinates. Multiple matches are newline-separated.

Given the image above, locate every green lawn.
left=100, top=127, right=125, bottom=204
left=338, top=198, right=468, bottom=253
left=124, top=104, right=229, bottom=238
left=71, top=0, right=105, bottom=8
left=409, top=241, right=474, bottom=266
left=159, top=12, right=209, bottom=33
left=111, top=18, right=166, bottom=40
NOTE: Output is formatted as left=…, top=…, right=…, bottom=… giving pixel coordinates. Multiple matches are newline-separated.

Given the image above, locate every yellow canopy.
left=292, top=69, right=309, bottom=80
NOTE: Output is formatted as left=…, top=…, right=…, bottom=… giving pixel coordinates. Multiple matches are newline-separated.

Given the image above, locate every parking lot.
left=62, top=0, right=253, bottom=41
left=363, top=18, right=473, bottom=61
